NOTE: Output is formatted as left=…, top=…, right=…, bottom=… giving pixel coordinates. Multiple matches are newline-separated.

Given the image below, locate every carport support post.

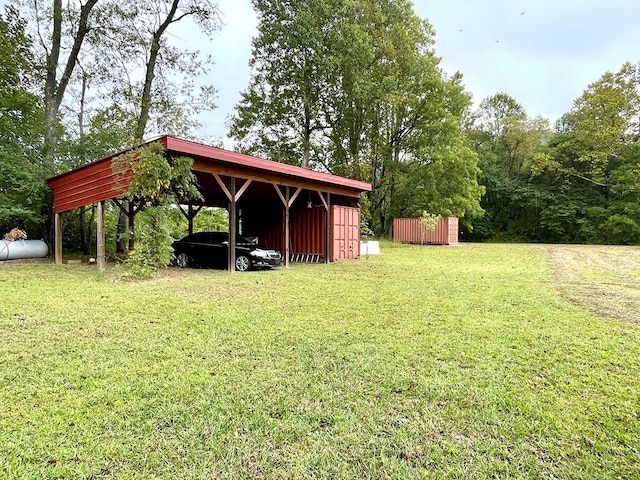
left=228, top=178, right=237, bottom=272
left=325, top=193, right=331, bottom=263
left=97, top=200, right=106, bottom=272
left=284, top=187, right=290, bottom=268
left=54, top=212, right=62, bottom=265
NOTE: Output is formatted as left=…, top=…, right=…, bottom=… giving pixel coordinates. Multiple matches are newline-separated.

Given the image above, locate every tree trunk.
left=43, top=0, right=99, bottom=150
left=116, top=205, right=128, bottom=253
left=135, top=0, right=180, bottom=140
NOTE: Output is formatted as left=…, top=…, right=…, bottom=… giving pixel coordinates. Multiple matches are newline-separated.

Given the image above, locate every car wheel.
left=176, top=252, right=190, bottom=268
left=235, top=254, right=251, bottom=272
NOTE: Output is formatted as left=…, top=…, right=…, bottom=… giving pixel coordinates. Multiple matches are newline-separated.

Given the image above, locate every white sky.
left=195, top=0, right=640, bottom=147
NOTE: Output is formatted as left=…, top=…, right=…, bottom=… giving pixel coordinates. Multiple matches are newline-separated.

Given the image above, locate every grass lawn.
left=1, top=242, right=639, bottom=479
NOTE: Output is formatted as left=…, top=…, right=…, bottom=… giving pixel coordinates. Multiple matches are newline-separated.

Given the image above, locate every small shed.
left=393, top=217, right=459, bottom=245
left=47, top=136, right=371, bottom=270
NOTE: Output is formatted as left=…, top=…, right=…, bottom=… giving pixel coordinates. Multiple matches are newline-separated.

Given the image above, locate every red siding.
left=47, top=159, right=131, bottom=213
left=393, top=217, right=459, bottom=245
left=330, top=206, right=360, bottom=260
left=242, top=204, right=284, bottom=251
left=291, top=206, right=327, bottom=259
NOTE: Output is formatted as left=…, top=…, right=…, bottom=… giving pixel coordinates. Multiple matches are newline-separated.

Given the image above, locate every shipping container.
left=393, top=217, right=459, bottom=245
left=331, top=206, right=360, bottom=260
left=244, top=204, right=361, bottom=262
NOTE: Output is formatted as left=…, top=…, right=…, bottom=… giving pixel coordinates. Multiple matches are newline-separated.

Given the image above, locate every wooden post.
left=284, top=186, right=290, bottom=268
left=228, top=178, right=237, bottom=272
left=325, top=193, right=331, bottom=263
left=97, top=201, right=106, bottom=272
left=54, top=212, right=62, bottom=265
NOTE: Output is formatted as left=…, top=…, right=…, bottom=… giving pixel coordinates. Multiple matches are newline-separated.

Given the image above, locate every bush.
left=604, top=214, right=640, bottom=245
left=116, top=207, right=174, bottom=279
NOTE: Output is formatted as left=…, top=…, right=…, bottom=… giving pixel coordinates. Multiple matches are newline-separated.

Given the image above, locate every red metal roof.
left=47, top=136, right=371, bottom=213
left=160, top=136, right=371, bottom=192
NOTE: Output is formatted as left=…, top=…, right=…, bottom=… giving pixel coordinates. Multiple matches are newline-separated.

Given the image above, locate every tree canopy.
left=0, top=7, right=46, bottom=235
left=2, top=0, right=640, bottom=246
left=229, top=0, right=484, bottom=236
left=0, top=0, right=220, bottom=245
left=466, top=63, right=640, bottom=244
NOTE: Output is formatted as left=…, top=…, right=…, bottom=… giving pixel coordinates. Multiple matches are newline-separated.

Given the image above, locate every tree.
left=91, top=0, right=221, bottom=251
left=467, top=93, right=551, bottom=240
left=112, top=142, right=201, bottom=277
left=94, top=0, right=221, bottom=140
left=229, top=0, right=335, bottom=168
left=19, top=0, right=101, bottom=151
left=13, top=0, right=222, bottom=253
left=0, top=7, right=46, bottom=236
left=230, top=0, right=483, bottom=236
left=539, top=62, right=640, bottom=243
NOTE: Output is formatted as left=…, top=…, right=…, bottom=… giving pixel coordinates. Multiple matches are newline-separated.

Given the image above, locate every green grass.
left=1, top=243, right=639, bottom=479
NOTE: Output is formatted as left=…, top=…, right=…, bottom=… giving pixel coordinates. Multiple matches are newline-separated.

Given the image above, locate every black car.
left=172, top=231, right=282, bottom=271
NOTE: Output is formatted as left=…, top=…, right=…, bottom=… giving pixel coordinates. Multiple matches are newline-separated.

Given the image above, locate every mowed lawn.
left=1, top=243, right=639, bottom=479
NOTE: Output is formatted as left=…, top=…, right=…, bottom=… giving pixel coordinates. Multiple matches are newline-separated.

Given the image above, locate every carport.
left=47, top=136, right=371, bottom=271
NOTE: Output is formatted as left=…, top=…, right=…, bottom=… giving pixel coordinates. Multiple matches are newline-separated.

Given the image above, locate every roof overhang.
left=47, top=135, right=372, bottom=213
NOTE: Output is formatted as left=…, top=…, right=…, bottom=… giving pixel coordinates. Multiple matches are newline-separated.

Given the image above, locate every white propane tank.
left=0, top=239, right=49, bottom=261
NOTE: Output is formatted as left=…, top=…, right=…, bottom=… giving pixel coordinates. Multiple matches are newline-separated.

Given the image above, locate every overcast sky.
left=5, top=0, right=639, bottom=147
left=195, top=0, right=640, bottom=148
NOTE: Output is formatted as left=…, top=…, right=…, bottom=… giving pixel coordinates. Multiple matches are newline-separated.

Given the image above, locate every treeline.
left=466, top=63, right=640, bottom=244
left=1, top=1, right=639, bottom=247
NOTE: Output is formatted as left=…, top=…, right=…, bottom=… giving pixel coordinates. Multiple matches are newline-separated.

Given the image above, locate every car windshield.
left=236, top=236, right=257, bottom=246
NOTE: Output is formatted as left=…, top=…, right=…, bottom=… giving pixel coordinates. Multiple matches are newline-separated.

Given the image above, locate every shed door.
left=330, top=206, right=360, bottom=261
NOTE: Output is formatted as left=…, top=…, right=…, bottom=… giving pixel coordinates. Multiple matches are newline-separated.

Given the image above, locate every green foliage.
left=113, top=142, right=201, bottom=206
left=466, top=93, right=551, bottom=241
left=231, top=0, right=483, bottom=236
left=603, top=214, right=640, bottom=244
left=0, top=8, right=46, bottom=237
left=112, top=143, right=201, bottom=277
left=116, top=207, right=175, bottom=279
left=534, top=63, right=640, bottom=244
left=419, top=211, right=440, bottom=231
left=192, top=207, right=228, bottom=233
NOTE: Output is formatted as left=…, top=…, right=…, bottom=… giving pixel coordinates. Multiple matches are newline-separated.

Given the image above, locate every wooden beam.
left=111, top=197, right=128, bottom=216
left=325, top=193, right=331, bottom=264
left=178, top=203, right=203, bottom=235
left=54, top=212, right=62, bottom=265
left=188, top=203, right=202, bottom=235
left=235, top=179, right=253, bottom=201
left=228, top=178, right=237, bottom=272
left=128, top=200, right=135, bottom=251
left=273, top=184, right=287, bottom=206
left=289, top=187, right=302, bottom=207
left=194, top=159, right=363, bottom=199
left=284, top=186, right=290, bottom=268
left=97, top=200, right=106, bottom=272
left=316, top=190, right=329, bottom=210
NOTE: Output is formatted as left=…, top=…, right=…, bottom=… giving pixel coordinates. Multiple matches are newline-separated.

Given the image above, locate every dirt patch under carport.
left=544, top=244, right=640, bottom=323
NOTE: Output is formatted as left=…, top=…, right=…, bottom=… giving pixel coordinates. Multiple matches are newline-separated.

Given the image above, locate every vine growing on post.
left=111, top=142, right=201, bottom=278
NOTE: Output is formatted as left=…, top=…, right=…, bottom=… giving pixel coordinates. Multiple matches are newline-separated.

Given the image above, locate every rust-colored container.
left=393, top=217, right=459, bottom=245
left=246, top=204, right=361, bottom=262
left=330, top=206, right=360, bottom=260
left=290, top=206, right=327, bottom=261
